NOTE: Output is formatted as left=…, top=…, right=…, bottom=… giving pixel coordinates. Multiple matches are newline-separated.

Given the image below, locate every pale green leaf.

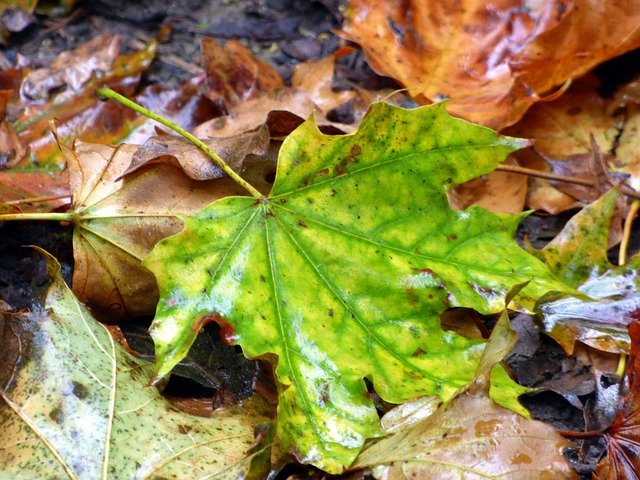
left=145, top=102, right=569, bottom=472
left=0, top=253, right=272, bottom=480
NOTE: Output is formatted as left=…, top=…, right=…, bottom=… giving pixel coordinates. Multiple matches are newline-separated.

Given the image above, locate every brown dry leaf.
left=291, top=54, right=356, bottom=116
left=341, top=0, right=640, bottom=129
left=202, top=36, right=283, bottom=110
left=196, top=48, right=405, bottom=139
left=504, top=76, right=624, bottom=212
left=594, top=321, right=640, bottom=480
left=450, top=157, right=527, bottom=213
left=0, top=36, right=156, bottom=210
left=194, top=87, right=329, bottom=138
left=55, top=136, right=274, bottom=320
left=20, top=34, right=120, bottom=103
left=127, top=123, right=270, bottom=180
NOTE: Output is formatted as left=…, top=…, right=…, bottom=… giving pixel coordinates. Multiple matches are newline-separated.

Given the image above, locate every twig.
left=615, top=199, right=640, bottom=378
left=95, top=86, right=263, bottom=199
left=495, top=164, right=640, bottom=199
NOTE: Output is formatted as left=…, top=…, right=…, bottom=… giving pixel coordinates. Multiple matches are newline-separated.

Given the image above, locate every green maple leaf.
left=145, top=102, right=568, bottom=472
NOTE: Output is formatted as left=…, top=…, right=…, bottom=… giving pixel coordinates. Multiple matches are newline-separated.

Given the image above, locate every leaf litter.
left=2, top=1, right=640, bottom=478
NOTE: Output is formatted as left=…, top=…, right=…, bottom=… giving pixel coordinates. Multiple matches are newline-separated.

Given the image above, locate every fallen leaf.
left=534, top=189, right=640, bottom=354
left=504, top=76, right=624, bottom=212
left=354, top=310, right=577, bottom=479
left=341, top=0, right=640, bottom=129
left=614, top=102, right=640, bottom=191
left=127, top=123, right=270, bottom=180
left=450, top=157, right=527, bottom=213
left=145, top=102, right=570, bottom=472
left=54, top=135, right=274, bottom=320
left=291, top=54, right=356, bottom=116
left=0, top=253, right=272, bottom=479
left=594, top=321, right=640, bottom=479
left=202, top=36, right=284, bottom=110
left=0, top=36, right=156, bottom=209
left=20, top=34, right=120, bottom=103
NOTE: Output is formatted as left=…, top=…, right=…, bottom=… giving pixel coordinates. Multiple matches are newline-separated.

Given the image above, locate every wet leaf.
left=354, top=310, right=576, bottom=480
left=145, top=102, right=569, bottom=472
left=341, top=0, right=640, bottom=129
left=202, top=36, right=284, bottom=110
left=55, top=136, right=274, bottom=320
left=0, top=35, right=156, bottom=208
left=534, top=189, right=639, bottom=354
left=594, top=321, right=640, bottom=480
left=127, top=124, right=270, bottom=180
left=0, top=253, right=273, bottom=479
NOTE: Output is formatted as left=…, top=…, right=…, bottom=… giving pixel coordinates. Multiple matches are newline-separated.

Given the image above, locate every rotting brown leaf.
left=202, top=36, right=284, bottom=110
left=341, top=0, right=640, bottom=129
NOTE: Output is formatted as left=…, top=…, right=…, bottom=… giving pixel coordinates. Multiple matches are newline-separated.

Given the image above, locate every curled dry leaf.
left=0, top=254, right=273, bottom=479
left=594, top=321, right=640, bottom=480
left=54, top=132, right=274, bottom=320
left=127, top=123, right=270, bottom=180
left=20, top=34, right=120, bottom=103
left=341, top=0, right=640, bottom=129
left=534, top=189, right=640, bottom=354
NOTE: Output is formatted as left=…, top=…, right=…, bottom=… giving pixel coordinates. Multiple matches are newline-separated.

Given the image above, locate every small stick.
left=614, top=199, right=640, bottom=378
left=495, top=164, right=640, bottom=199
left=95, top=86, right=263, bottom=200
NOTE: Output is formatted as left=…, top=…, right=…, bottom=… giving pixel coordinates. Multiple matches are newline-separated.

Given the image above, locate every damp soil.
left=2, top=1, right=638, bottom=478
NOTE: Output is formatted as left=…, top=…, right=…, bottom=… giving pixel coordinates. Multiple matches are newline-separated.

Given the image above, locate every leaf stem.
left=95, top=86, right=264, bottom=200
left=5, top=194, right=71, bottom=206
left=495, top=164, right=640, bottom=199
left=557, top=428, right=605, bottom=440
left=0, top=213, right=73, bottom=222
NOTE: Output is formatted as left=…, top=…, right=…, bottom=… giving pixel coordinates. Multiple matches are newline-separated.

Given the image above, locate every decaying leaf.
left=127, top=124, right=270, bottom=180
left=341, top=0, right=640, bottom=129
left=594, top=321, right=640, bottom=480
left=534, top=189, right=640, bottom=354
left=0, top=36, right=156, bottom=209
left=54, top=134, right=274, bottom=320
left=202, top=36, right=284, bottom=110
left=0, top=253, right=273, bottom=479
left=354, top=310, right=577, bottom=480
left=504, top=76, right=624, bottom=212
left=145, top=102, right=570, bottom=472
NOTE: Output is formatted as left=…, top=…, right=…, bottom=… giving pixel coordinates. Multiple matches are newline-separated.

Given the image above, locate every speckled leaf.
left=145, top=102, right=569, bottom=473
left=0, top=253, right=272, bottom=480
left=354, top=310, right=576, bottom=479
left=533, top=189, right=640, bottom=354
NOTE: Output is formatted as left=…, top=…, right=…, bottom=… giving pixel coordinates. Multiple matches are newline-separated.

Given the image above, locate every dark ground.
left=2, top=1, right=639, bottom=478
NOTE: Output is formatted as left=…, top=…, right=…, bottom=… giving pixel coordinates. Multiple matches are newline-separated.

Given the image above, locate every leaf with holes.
left=0, top=253, right=272, bottom=479
left=145, top=102, right=570, bottom=473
